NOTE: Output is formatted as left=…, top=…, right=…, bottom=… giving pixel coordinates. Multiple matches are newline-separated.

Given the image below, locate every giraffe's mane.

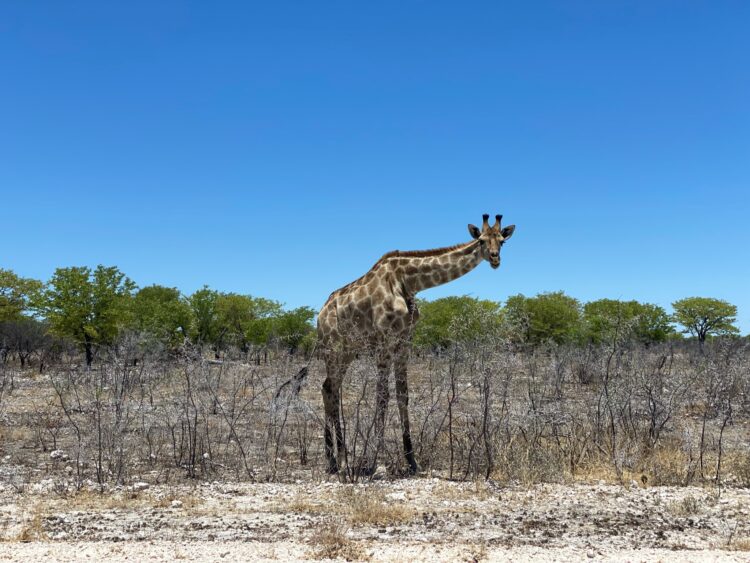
left=327, top=240, right=478, bottom=297
left=374, top=241, right=475, bottom=265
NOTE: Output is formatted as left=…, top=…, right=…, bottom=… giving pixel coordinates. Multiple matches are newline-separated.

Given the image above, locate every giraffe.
left=286, top=214, right=515, bottom=475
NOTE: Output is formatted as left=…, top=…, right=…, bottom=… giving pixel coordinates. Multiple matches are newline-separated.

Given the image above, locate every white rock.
left=50, top=450, right=65, bottom=460
left=32, top=479, right=56, bottom=494
left=171, top=500, right=183, bottom=508
left=132, top=482, right=150, bottom=491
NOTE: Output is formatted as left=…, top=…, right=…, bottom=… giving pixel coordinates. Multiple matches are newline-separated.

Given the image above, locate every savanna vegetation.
left=0, top=265, right=747, bottom=490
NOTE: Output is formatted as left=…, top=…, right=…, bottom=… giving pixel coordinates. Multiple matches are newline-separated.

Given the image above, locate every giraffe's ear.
left=501, top=225, right=516, bottom=240
left=468, top=224, right=481, bottom=239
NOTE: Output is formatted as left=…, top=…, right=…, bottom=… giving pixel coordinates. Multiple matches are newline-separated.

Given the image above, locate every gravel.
left=0, top=478, right=748, bottom=561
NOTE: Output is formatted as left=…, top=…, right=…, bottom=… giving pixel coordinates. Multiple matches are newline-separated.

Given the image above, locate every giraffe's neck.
left=394, top=240, right=483, bottom=294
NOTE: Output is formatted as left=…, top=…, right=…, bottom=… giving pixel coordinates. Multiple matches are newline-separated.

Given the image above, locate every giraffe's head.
left=468, top=214, right=515, bottom=269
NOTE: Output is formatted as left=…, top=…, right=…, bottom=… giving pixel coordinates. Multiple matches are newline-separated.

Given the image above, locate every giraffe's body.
left=318, top=242, right=483, bottom=349
left=315, top=215, right=515, bottom=474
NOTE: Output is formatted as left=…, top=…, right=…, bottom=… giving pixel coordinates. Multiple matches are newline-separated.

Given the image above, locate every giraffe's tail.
left=274, top=366, right=309, bottom=400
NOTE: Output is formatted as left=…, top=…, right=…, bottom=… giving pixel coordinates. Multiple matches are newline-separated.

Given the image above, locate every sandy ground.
left=1, top=478, right=749, bottom=562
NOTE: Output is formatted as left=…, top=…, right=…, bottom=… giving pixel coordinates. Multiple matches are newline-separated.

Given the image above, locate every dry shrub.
left=639, top=443, right=694, bottom=486
left=492, top=438, right=568, bottom=486
left=2, top=338, right=748, bottom=488
left=308, top=521, right=367, bottom=561
left=723, top=452, right=750, bottom=487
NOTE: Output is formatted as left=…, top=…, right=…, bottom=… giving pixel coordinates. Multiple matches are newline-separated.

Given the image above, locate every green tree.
left=188, top=286, right=220, bottom=350
left=39, top=266, right=135, bottom=365
left=505, top=291, right=582, bottom=345
left=671, top=297, right=739, bottom=346
left=412, top=296, right=503, bottom=349
left=271, top=306, right=316, bottom=353
left=131, top=285, right=192, bottom=348
left=0, top=269, right=43, bottom=321
left=583, top=299, right=674, bottom=345
left=244, top=297, right=284, bottom=347
left=215, top=293, right=257, bottom=351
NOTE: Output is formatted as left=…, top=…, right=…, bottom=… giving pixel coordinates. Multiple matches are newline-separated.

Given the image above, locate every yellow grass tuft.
left=286, top=486, right=415, bottom=528
left=307, top=521, right=367, bottom=561
left=15, top=504, right=47, bottom=542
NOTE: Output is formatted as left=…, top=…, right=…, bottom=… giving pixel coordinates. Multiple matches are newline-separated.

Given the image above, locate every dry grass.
left=730, top=538, right=750, bottom=552
left=668, top=495, right=701, bottom=517
left=307, top=521, right=367, bottom=561
left=15, top=504, right=47, bottom=542
left=430, top=480, right=493, bottom=502
left=43, top=488, right=204, bottom=513
left=467, top=542, right=489, bottom=562
left=286, top=487, right=415, bottom=528
left=286, top=494, right=330, bottom=515
left=150, top=492, right=203, bottom=510
left=342, top=488, right=414, bottom=526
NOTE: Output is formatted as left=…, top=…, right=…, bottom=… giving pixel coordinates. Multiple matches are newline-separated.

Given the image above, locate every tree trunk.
left=84, top=334, right=94, bottom=367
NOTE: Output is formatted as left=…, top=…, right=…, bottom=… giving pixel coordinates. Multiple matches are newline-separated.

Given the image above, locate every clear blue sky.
left=1, top=2, right=748, bottom=332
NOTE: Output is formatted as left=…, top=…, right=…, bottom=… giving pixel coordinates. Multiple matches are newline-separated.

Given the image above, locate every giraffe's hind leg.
left=366, top=348, right=391, bottom=474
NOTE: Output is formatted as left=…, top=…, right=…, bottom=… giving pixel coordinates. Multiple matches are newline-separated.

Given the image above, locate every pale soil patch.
left=1, top=478, right=749, bottom=561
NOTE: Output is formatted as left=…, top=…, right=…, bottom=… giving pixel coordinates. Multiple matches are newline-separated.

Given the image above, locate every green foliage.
left=244, top=296, right=285, bottom=348
left=412, top=296, right=503, bottom=349
left=271, top=306, right=316, bottom=353
left=39, top=265, right=136, bottom=364
left=505, top=291, right=582, bottom=345
left=188, top=289, right=308, bottom=353
left=0, top=269, right=43, bottom=321
left=131, top=285, right=192, bottom=348
left=215, top=293, right=256, bottom=350
left=583, top=299, right=675, bottom=345
left=671, top=297, right=739, bottom=344
left=188, top=286, right=220, bottom=347
left=7, top=261, right=741, bottom=363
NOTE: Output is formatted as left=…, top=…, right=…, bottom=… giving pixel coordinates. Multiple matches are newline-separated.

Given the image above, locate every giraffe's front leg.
left=395, top=346, right=418, bottom=475
left=322, top=375, right=339, bottom=474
